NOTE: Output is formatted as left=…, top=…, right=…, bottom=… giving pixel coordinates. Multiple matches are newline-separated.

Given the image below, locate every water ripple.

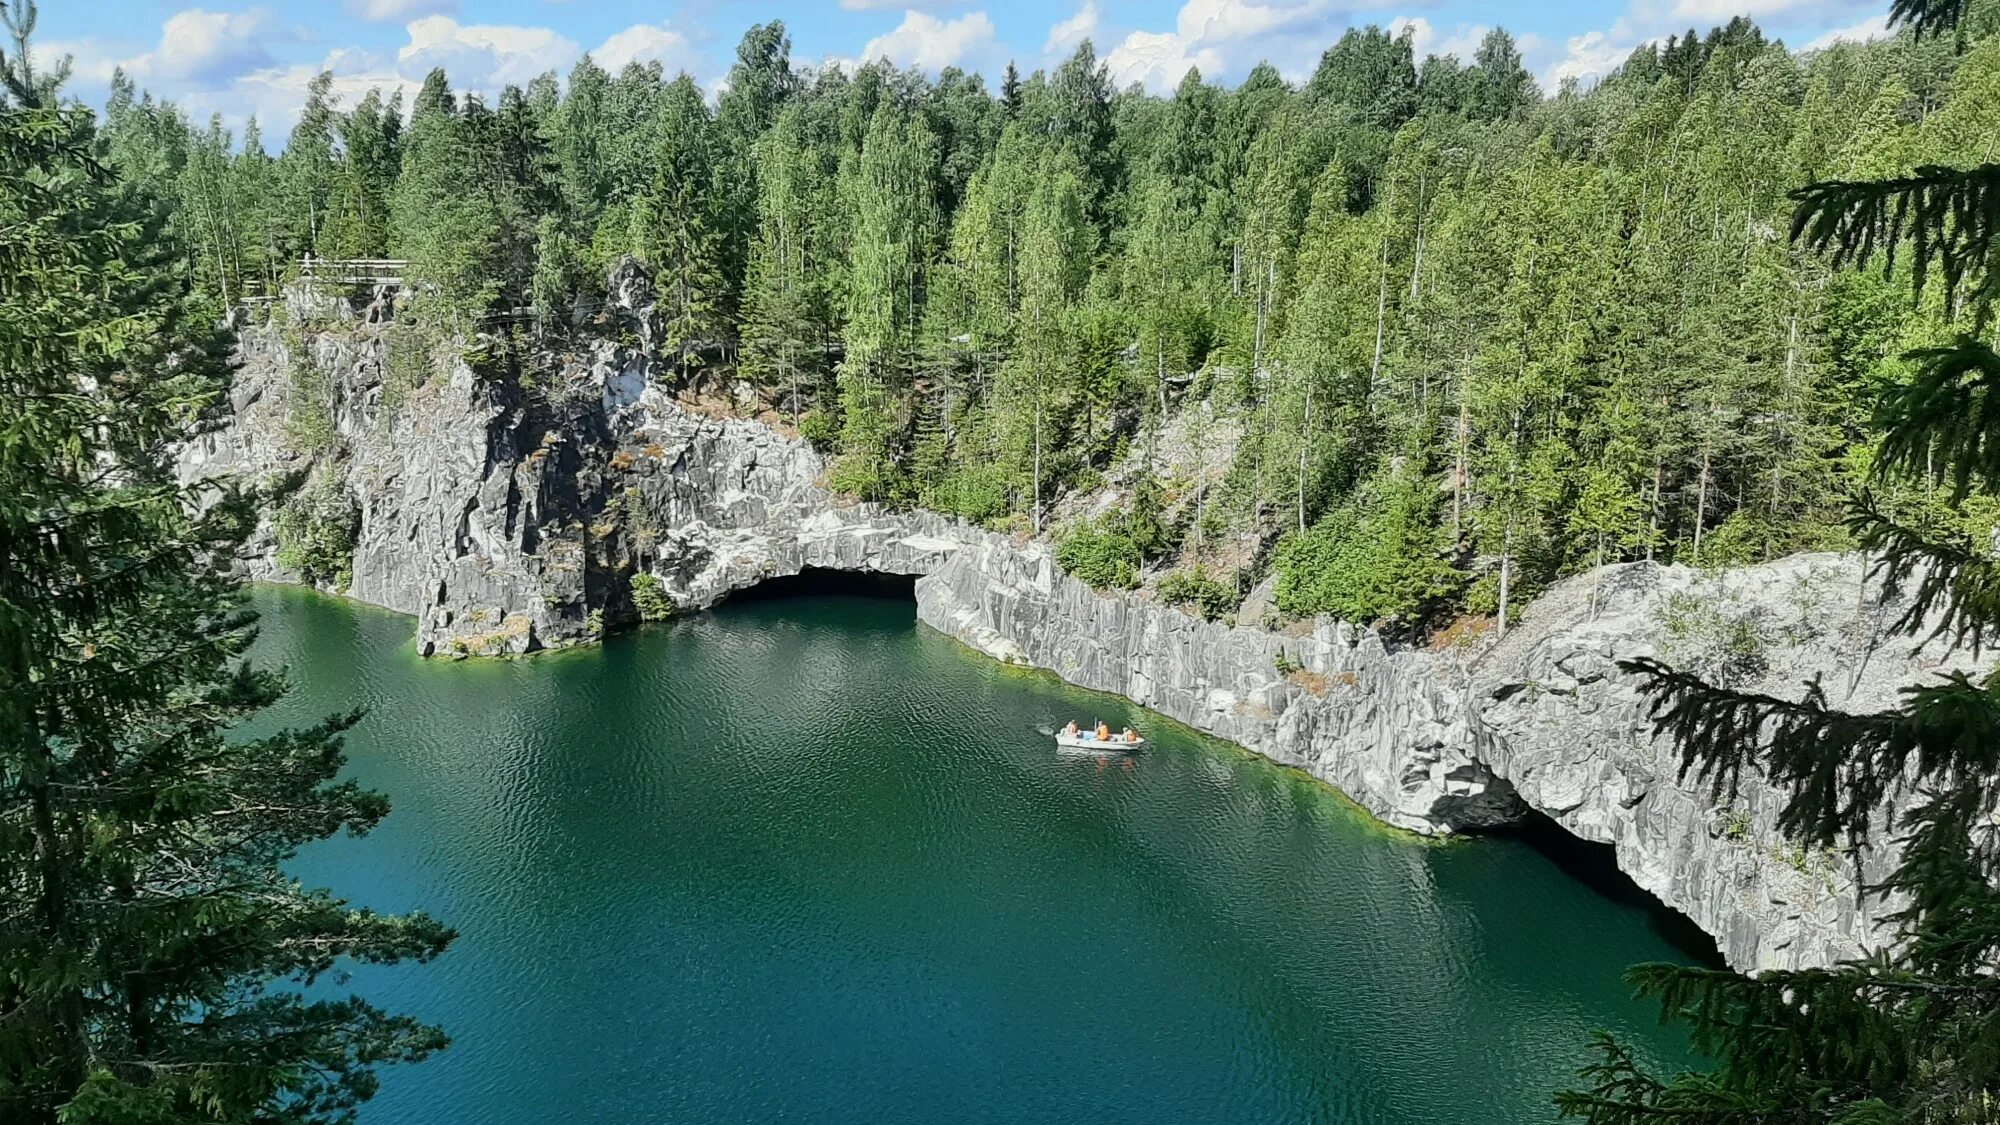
left=254, top=587, right=1705, bottom=1125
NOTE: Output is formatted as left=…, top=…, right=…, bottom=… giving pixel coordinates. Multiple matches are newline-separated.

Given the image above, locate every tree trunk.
left=1408, top=170, right=1427, bottom=304
left=28, top=721, right=89, bottom=1098
left=1497, top=516, right=1515, bottom=639
left=1590, top=533, right=1606, bottom=618
left=1369, top=236, right=1389, bottom=395
left=1646, top=456, right=1663, bottom=562
left=1032, top=394, right=1043, bottom=535
left=1452, top=398, right=1469, bottom=541
left=1693, top=448, right=1711, bottom=557
left=1297, top=385, right=1313, bottom=534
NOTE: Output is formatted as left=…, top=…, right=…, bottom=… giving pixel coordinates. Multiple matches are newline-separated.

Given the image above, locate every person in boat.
left=1122, top=728, right=1138, bottom=743
left=1063, top=721, right=1079, bottom=738
left=1095, top=722, right=1111, bottom=741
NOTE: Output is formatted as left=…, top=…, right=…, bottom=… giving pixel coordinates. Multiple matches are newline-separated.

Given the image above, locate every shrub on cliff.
left=1157, top=567, right=1236, bottom=621
left=1056, top=519, right=1142, bottom=590
left=630, top=572, right=676, bottom=622
left=1275, top=466, right=1460, bottom=627
left=273, top=475, right=360, bottom=591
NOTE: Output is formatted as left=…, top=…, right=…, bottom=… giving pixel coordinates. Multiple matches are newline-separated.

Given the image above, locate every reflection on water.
left=248, top=585, right=1705, bottom=1125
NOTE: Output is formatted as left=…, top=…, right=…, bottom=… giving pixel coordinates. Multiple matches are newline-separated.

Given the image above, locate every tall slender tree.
left=0, top=6, right=453, bottom=1120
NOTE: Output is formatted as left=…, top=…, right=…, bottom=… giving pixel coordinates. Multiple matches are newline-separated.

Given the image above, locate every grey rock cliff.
left=183, top=300, right=1981, bottom=974
left=916, top=536, right=1975, bottom=970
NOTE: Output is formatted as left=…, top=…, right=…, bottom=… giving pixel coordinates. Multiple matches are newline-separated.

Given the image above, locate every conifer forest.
left=94, top=7, right=2000, bottom=629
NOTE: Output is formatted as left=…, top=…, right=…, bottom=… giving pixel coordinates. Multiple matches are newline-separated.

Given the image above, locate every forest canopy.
left=86, top=6, right=2000, bottom=631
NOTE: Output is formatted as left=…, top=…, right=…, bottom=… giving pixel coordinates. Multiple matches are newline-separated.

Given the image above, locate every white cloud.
left=1389, top=16, right=1497, bottom=63
left=1542, top=28, right=1632, bottom=88
left=398, top=15, right=578, bottom=88
left=154, top=9, right=283, bottom=84
left=69, top=7, right=294, bottom=90
left=38, top=7, right=311, bottom=96
left=343, top=0, right=456, bottom=22
left=1667, top=0, right=1823, bottom=22
left=1105, top=30, right=1223, bottom=90
left=1105, top=0, right=1343, bottom=91
left=854, top=10, right=1000, bottom=72
left=183, top=57, right=413, bottom=135
left=839, top=0, right=963, bottom=8
left=1802, top=14, right=1892, bottom=49
left=36, top=38, right=124, bottom=86
left=1044, top=1, right=1100, bottom=58
left=594, top=22, right=703, bottom=75
left=1176, top=0, right=1337, bottom=43
left=55, top=7, right=731, bottom=141
left=1525, top=0, right=1887, bottom=90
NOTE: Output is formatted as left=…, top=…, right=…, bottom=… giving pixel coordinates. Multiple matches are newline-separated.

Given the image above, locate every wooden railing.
left=297, top=256, right=408, bottom=285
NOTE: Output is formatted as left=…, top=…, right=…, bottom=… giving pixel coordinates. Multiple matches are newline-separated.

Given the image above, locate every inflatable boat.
left=1055, top=731, right=1145, bottom=751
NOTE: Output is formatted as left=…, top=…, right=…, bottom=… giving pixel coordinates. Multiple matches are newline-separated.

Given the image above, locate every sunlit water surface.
left=250, top=583, right=1706, bottom=1124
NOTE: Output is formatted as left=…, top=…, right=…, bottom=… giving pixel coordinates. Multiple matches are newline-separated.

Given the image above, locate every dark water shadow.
left=721, top=568, right=920, bottom=605
left=1494, top=808, right=1726, bottom=968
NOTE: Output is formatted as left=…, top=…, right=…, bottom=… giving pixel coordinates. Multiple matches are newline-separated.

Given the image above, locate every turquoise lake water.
left=252, top=583, right=1705, bottom=1123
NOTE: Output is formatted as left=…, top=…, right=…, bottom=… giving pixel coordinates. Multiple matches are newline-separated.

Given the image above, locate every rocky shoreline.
left=179, top=296, right=1981, bottom=973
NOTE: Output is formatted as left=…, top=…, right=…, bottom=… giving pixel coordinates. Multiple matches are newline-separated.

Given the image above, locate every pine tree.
left=1005, top=150, right=1093, bottom=530
left=281, top=71, right=339, bottom=259
left=1304, top=24, right=1418, bottom=128
left=1557, top=1, right=2000, bottom=1119
left=630, top=76, right=726, bottom=377
left=0, top=9, right=453, bottom=1120
left=1462, top=30, right=1541, bottom=121
left=1000, top=61, right=1022, bottom=118
left=833, top=105, right=939, bottom=498
left=232, top=115, right=284, bottom=294
left=390, top=72, right=507, bottom=322
left=741, top=103, right=839, bottom=413
left=715, top=22, right=798, bottom=322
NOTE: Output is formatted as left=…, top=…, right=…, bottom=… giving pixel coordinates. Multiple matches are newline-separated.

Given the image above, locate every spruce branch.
left=1790, top=164, right=2000, bottom=323
left=1619, top=657, right=2000, bottom=850
left=1870, top=337, right=2000, bottom=503
left=1887, top=0, right=1973, bottom=38
left=1848, top=494, right=2000, bottom=652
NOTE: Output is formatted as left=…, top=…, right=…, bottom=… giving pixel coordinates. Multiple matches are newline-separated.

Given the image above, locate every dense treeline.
left=98, top=9, right=2000, bottom=631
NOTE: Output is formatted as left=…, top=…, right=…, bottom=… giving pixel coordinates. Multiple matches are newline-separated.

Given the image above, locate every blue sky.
left=36, top=0, right=1896, bottom=136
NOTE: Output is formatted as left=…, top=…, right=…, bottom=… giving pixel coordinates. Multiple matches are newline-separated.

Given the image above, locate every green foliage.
left=382, top=321, right=435, bottom=413
left=796, top=407, right=838, bottom=449
left=629, top=571, right=675, bottom=622
left=629, top=76, right=727, bottom=374
left=1658, top=590, right=1771, bottom=686
left=283, top=333, right=336, bottom=453
left=82, top=6, right=1998, bottom=620
left=1056, top=518, right=1143, bottom=590
left=273, top=474, right=360, bottom=590
left=1156, top=567, right=1237, bottom=621
left=1275, top=466, right=1461, bottom=626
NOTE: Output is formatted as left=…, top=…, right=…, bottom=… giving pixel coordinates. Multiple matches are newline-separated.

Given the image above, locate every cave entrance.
left=721, top=567, right=919, bottom=605
left=1497, top=807, right=1726, bottom=969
